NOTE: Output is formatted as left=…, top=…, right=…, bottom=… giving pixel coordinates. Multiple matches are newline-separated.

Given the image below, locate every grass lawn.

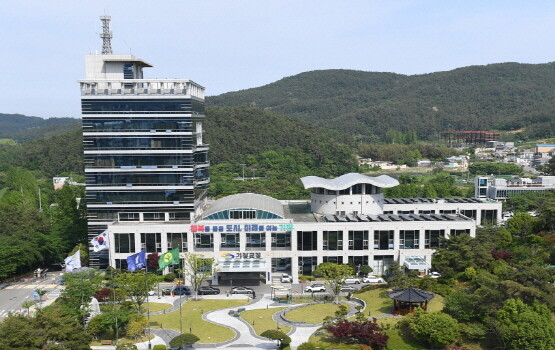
left=148, top=298, right=248, bottom=343
left=309, top=333, right=361, bottom=350
left=285, top=303, right=340, bottom=324
left=141, top=302, right=172, bottom=313
left=353, top=288, right=392, bottom=316
left=240, top=307, right=291, bottom=335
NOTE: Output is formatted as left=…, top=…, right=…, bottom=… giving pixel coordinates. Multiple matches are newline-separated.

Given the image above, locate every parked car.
left=198, top=286, right=220, bottom=295
left=344, top=277, right=361, bottom=284
left=281, top=273, right=292, bottom=283
left=340, top=285, right=357, bottom=292
left=231, top=286, right=254, bottom=294
left=429, top=271, right=441, bottom=279
left=305, top=283, right=326, bottom=292
left=172, top=286, right=191, bottom=295
left=362, top=275, right=385, bottom=284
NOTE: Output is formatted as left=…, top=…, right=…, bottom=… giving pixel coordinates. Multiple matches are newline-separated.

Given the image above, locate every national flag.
left=90, top=230, right=110, bottom=252
left=158, top=248, right=180, bottom=271
left=64, top=250, right=81, bottom=272
left=127, top=250, right=146, bottom=272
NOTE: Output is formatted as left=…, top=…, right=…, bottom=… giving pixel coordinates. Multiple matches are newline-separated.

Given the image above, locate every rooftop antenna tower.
left=100, top=16, right=113, bottom=54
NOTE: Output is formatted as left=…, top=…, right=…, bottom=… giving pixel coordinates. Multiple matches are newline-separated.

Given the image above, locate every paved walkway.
left=91, top=334, right=166, bottom=350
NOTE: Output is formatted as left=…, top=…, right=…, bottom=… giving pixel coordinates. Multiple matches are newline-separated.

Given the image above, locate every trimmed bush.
left=152, top=346, right=167, bottom=350
left=298, top=342, right=316, bottom=350
left=169, top=333, right=200, bottom=348
left=163, top=273, right=176, bottom=282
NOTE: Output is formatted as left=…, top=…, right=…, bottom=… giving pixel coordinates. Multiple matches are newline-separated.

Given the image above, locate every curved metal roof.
left=388, top=287, right=434, bottom=303
left=201, top=193, right=284, bottom=219
left=300, top=173, right=399, bottom=190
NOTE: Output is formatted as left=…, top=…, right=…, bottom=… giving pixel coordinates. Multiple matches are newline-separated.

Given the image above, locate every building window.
left=298, top=256, right=318, bottom=276
left=119, top=212, right=140, bottom=221
left=450, top=229, right=470, bottom=237
left=169, top=212, right=189, bottom=221
left=481, top=210, right=498, bottom=225
left=221, top=233, right=240, bottom=249
left=229, top=209, right=256, bottom=220
left=398, top=210, right=414, bottom=214
left=348, top=256, right=369, bottom=271
left=425, top=230, right=444, bottom=248
left=399, top=230, right=419, bottom=249
left=115, top=259, right=128, bottom=270
left=419, top=210, right=435, bottom=214
left=461, top=209, right=476, bottom=219
left=141, top=232, right=162, bottom=253
left=323, top=256, right=343, bottom=264
left=114, top=233, right=134, bottom=253
left=144, top=212, right=165, bottom=221
left=271, top=232, right=291, bottom=249
left=167, top=232, right=187, bottom=252
left=194, top=233, right=213, bottom=249
left=246, top=233, right=265, bottom=249
left=323, top=231, right=343, bottom=251
left=348, top=231, right=368, bottom=250
left=374, top=230, right=394, bottom=250
left=439, top=210, right=456, bottom=214
left=297, top=231, right=317, bottom=251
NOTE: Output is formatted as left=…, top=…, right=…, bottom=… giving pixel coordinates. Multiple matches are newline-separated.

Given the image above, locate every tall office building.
left=80, top=17, right=209, bottom=267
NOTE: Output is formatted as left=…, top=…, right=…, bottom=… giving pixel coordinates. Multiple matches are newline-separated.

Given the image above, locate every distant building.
left=475, top=175, right=555, bottom=199
left=536, top=144, right=555, bottom=154
left=52, top=177, right=84, bottom=190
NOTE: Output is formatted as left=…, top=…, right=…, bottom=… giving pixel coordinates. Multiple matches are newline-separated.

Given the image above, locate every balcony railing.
left=79, top=79, right=205, bottom=99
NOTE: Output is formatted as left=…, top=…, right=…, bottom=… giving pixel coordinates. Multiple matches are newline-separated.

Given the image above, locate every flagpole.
left=179, top=254, right=183, bottom=336
left=144, top=252, right=152, bottom=349
left=107, top=233, right=118, bottom=345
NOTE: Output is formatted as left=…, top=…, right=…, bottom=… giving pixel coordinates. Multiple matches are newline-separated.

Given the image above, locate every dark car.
left=198, top=286, right=220, bottom=295
left=230, top=286, right=254, bottom=294
left=172, top=286, right=191, bottom=295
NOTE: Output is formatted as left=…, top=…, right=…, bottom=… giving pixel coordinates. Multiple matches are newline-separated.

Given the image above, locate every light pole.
left=240, top=164, right=246, bottom=181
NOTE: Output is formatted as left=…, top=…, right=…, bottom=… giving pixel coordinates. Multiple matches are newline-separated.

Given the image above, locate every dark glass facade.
left=83, top=92, right=208, bottom=268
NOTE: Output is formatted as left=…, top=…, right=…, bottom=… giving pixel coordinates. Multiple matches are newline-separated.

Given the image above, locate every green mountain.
left=207, top=63, right=555, bottom=141
left=0, top=113, right=80, bottom=142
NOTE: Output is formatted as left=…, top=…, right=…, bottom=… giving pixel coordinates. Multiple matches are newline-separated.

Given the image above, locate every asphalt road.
left=0, top=272, right=63, bottom=318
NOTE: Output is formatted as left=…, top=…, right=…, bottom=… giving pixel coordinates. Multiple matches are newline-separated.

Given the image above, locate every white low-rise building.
left=106, top=173, right=501, bottom=285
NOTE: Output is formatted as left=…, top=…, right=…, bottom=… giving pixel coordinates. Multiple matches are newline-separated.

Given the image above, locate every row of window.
left=82, top=98, right=205, bottom=114
left=83, top=119, right=194, bottom=132
left=85, top=137, right=193, bottom=150
left=87, top=190, right=195, bottom=204
left=113, top=229, right=470, bottom=253
left=311, top=184, right=380, bottom=195
left=85, top=154, right=196, bottom=168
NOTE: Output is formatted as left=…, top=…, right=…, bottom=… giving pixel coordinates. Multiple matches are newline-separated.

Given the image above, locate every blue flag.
left=127, top=250, right=146, bottom=272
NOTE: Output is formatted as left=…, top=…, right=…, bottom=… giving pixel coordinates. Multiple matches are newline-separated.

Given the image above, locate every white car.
left=344, top=277, right=361, bottom=284
left=362, top=275, right=385, bottom=284
left=281, top=273, right=292, bottom=283
left=305, top=283, right=326, bottom=292
left=429, top=271, right=441, bottom=279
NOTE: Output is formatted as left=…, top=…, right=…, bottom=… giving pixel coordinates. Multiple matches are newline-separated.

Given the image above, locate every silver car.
left=230, top=286, right=254, bottom=294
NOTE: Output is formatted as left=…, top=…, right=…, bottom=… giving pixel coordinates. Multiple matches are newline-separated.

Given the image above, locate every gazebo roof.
left=388, top=287, right=434, bottom=303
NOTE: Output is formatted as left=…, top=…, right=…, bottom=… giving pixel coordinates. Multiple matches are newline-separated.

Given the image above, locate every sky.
left=2, top=1, right=555, bottom=119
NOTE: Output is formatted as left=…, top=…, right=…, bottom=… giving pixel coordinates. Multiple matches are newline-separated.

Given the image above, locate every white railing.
left=79, top=79, right=205, bottom=99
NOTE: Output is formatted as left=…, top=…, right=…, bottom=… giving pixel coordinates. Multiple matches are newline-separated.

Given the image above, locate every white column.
left=418, top=229, right=425, bottom=250
left=239, top=231, right=247, bottom=252
left=291, top=256, right=299, bottom=284
left=265, top=231, right=272, bottom=251
left=213, top=232, right=221, bottom=253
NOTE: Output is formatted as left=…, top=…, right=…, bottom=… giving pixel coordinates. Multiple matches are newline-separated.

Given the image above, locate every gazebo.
left=388, top=286, right=434, bottom=315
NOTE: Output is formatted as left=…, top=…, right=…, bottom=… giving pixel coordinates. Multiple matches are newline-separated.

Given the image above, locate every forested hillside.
left=0, top=113, right=80, bottom=142
left=208, top=63, right=555, bottom=141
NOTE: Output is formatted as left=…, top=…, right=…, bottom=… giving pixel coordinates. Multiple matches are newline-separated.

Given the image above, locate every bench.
left=101, top=340, right=113, bottom=345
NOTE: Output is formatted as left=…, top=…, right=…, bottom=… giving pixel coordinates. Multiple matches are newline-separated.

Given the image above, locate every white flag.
left=90, top=230, right=110, bottom=252
left=64, top=250, right=81, bottom=272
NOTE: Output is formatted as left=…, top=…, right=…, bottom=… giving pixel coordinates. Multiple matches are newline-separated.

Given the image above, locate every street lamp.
left=240, top=164, right=246, bottom=181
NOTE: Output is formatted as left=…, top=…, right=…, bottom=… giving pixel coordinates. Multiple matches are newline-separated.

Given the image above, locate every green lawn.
left=353, top=288, right=392, bottom=316
left=148, top=299, right=248, bottom=343
left=141, top=302, right=172, bottom=313
left=240, top=307, right=291, bottom=335
left=285, top=303, right=341, bottom=324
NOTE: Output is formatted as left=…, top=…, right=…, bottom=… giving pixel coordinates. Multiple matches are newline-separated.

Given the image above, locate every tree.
left=507, top=212, right=540, bottom=237
left=496, top=299, right=555, bottom=350
left=21, top=300, right=34, bottom=315
left=113, top=272, right=158, bottom=313
left=444, top=289, right=479, bottom=322
left=116, top=344, right=138, bottom=350
left=327, top=320, right=388, bottom=348
left=313, top=263, right=354, bottom=303
left=406, top=309, right=460, bottom=349
left=385, top=262, right=410, bottom=289
left=169, top=333, right=200, bottom=349
left=0, top=308, right=92, bottom=350
left=359, top=265, right=372, bottom=276
left=297, top=342, right=316, bottom=350
left=260, top=330, right=291, bottom=349
left=60, top=268, right=103, bottom=321
left=181, top=253, right=217, bottom=300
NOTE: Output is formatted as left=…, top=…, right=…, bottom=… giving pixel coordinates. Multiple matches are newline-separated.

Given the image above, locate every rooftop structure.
left=441, top=130, right=500, bottom=146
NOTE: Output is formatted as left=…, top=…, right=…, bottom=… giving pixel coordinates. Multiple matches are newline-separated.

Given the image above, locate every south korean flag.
left=90, top=230, right=110, bottom=252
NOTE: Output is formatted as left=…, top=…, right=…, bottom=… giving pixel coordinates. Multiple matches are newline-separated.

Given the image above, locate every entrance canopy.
left=218, top=258, right=267, bottom=272
left=403, top=256, right=431, bottom=270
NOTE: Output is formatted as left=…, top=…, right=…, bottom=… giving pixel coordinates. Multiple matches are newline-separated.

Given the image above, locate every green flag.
left=158, top=248, right=180, bottom=271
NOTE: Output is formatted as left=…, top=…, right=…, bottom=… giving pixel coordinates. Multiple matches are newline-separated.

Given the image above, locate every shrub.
left=406, top=309, right=459, bottom=348
left=169, top=333, right=200, bottom=348
left=298, top=342, right=316, bottom=350
left=94, top=288, right=113, bottom=302
left=116, top=345, right=138, bottom=350
left=261, top=330, right=290, bottom=349
left=152, top=346, right=167, bottom=350
left=327, top=320, right=388, bottom=348
left=163, top=273, right=176, bottom=282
